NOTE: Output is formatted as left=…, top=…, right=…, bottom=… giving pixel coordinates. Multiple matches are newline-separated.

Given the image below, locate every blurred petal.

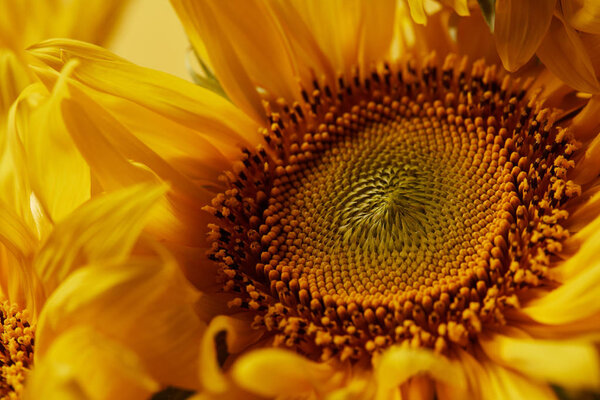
left=375, top=346, right=464, bottom=400
left=34, top=182, right=166, bottom=296
left=0, top=200, right=36, bottom=259
left=537, top=17, right=600, bottom=93
left=25, top=326, right=159, bottom=400
left=562, top=0, right=600, bottom=34
left=407, top=0, right=427, bottom=25
left=572, top=131, right=600, bottom=185
left=359, top=0, right=396, bottom=72
left=35, top=250, right=204, bottom=389
left=480, top=333, right=600, bottom=389
left=0, top=49, right=31, bottom=113
left=524, top=228, right=600, bottom=324
left=199, top=315, right=262, bottom=394
left=569, top=95, right=600, bottom=141
left=231, top=348, right=340, bottom=397
left=0, top=0, right=127, bottom=51
left=437, top=349, right=556, bottom=400
left=443, top=0, right=469, bottom=16
left=12, top=63, right=90, bottom=225
left=456, top=9, right=500, bottom=65
left=494, top=0, right=555, bottom=71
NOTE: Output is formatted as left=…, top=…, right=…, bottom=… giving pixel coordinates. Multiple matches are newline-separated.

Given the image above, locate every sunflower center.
left=0, top=301, right=34, bottom=399
left=205, top=55, right=579, bottom=361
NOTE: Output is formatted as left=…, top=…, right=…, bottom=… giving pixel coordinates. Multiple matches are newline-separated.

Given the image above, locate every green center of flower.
left=205, top=55, right=579, bottom=361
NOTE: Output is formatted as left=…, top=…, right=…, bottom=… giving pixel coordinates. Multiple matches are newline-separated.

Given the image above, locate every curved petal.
left=0, top=49, right=31, bottom=113
left=35, top=249, right=204, bottom=390
left=28, top=39, right=260, bottom=147
left=524, top=228, right=600, bottom=324
left=288, top=0, right=363, bottom=78
left=199, top=315, right=263, bottom=394
left=374, top=346, right=464, bottom=400
left=442, top=0, right=469, bottom=16
left=537, top=16, right=600, bottom=93
left=569, top=95, right=600, bottom=142
left=11, top=67, right=90, bottom=225
left=34, top=182, right=166, bottom=297
left=480, top=333, right=600, bottom=390
left=437, top=349, right=557, bottom=400
left=407, top=0, right=427, bottom=25
left=0, top=200, right=37, bottom=259
left=231, top=348, right=341, bottom=398
left=572, top=131, right=600, bottom=185
left=169, top=0, right=268, bottom=124
left=562, top=0, right=600, bottom=34
left=267, top=1, right=336, bottom=87
left=494, top=0, right=555, bottom=72
left=24, top=326, right=159, bottom=400
left=57, top=82, right=219, bottom=251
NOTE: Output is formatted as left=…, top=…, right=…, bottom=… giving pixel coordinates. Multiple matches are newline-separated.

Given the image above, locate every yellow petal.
left=29, top=39, right=260, bottom=146
left=569, top=94, right=600, bottom=141
left=199, top=315, right=263, bottom=394
left=494, top=0, right=555, bottom=72
left=25, top=326, right=159, bottom=400
left=169, top=0, right=267, bottom=124
left=59, top=88, right=218, bottom=250
left=1, top=96, right=37, bottom=230
left=35, top=249, right=204, bottom=389
left=34, top=182, right=166, bottom=296
left=267, top=1, right=336, bottom=87
left=572, top=131, right=600, bottom=185
left=437, top=349, right=556, bottom=400
left=59, top=86, right=212, bottom=202
left=480, top=333, right=600, bottom=389
left=566, top=186, right=600, bottom=236
left=89, top=95, right=234, bottom=184
left=0, top=199, right=36, bottom=259
left=483, top=362, right=557, bottom=400
left=11, top=64, right=90, bottom=225
left=562, top=0, right=600, bottom=34
left=231, top=348, right=340, bottom=397
left=0, top=206, right=44, bottom=317
left=537, top=16, right=600, bottom=93
left=287, top=0, right=363, bottom=78
left=524, top=232, right=600, bottom=324
left=442, top=0, right=469, bottom=16
left=456, top=9, right=500, bottom=65
left=580, top=32, right=600, bottom=80
left=0, top=49, right=31, bottom=113
left=401, top=376, right=435, bottom=400
left=202, top=0, right=300, bottom=103
left=359, top=0, right=396, bottom=72
left=0, top=0, right=127, bottom=50
left=407, top=0, right=427, bottom=25
left=374, top=346, right=464, bottom=400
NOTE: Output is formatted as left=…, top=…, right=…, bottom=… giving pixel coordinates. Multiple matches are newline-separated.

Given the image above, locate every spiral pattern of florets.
left=204, top=54, right=579, bottom=361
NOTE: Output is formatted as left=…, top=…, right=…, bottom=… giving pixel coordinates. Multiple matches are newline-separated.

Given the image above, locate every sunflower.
left=0, top=178, right=205, bottom=399
left=25, top=0, right=600, bottom=398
